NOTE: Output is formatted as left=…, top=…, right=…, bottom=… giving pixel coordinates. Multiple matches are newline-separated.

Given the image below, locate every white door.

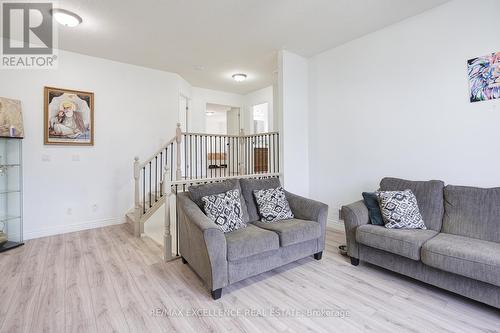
left=179, top=95, right=189, bottom=177
left=179, top=95, right=189, bottom=132
left=226, top=107, right=240, bottom=135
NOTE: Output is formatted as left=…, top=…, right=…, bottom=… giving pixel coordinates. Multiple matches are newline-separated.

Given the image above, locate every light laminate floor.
left=0, top=225, right=498, bottom=333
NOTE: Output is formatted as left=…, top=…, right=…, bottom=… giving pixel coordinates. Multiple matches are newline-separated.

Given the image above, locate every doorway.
left=205, top=103, right=241, bottom=177
left=179, top=95, right=190, bottom=132
left=205, top=103, right=240, bottom=135
left=252, top=102, right=269, bottom=134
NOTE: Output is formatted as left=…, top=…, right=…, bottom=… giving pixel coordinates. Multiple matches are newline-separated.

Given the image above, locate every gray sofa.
left=177, top=177, right=328, bottom=299
left=342, top=177, right=500, bottom=308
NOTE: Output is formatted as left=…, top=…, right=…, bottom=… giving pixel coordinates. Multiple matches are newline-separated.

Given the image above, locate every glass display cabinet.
left=0, top=137, right=23, bottom=252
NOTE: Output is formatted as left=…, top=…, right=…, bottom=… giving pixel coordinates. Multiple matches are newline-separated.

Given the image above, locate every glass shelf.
left=0, top=190, right=20, bottom=194
left=0, top=216, right=21, bottom=223
left=0, top=138, right=23, bottom=253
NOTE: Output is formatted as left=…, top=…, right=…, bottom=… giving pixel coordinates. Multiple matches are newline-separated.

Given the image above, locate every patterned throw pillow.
left=201, top=189, right=246, bottom=233
left=253, top=187, right=294, bottom=223
left=377, top=190, right=426, bottom=229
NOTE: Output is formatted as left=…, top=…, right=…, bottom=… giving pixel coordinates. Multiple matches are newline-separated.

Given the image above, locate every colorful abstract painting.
left=467, top=52, right=500, bottom=103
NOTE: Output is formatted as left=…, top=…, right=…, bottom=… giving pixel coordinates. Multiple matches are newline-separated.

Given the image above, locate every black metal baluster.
left=272, top=134, right=276, bottom=173
left=199, top=135, right=202, bottom=179
left=170, top=143, right=173, bottom=180
left=257, top=136, right=259, bottom=173
left=236, top=136, right=239, bottom=175
left=149, top=161, right=152, bottom=208
left=175, top=185, right=179, bottom=256
left=155, top=156, right=158, bottom=202
left=210, top=136, right=213, bottom=178
left=142, top=167, right=146, bottom=214
left=231, top=137, right=234, bottom=176
left=184, top=134, right=187, bottom=179
left=267, top=134, right=270, bottom=174
left=159, top=152, right=163, bottom=196
left=205, top=135, right=207, bottom=179
left=228, top=137, right=231, bottom=176
left=277, top=133, right=280, bottom=172
left=195, top=135, right=198, bottom=179
left=260, top=135, right=263, bottom=174
left=219, top=136, right=222, bottom=178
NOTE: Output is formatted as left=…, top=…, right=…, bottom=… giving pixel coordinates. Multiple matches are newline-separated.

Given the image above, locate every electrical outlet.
left=42, top=154, right=51, bottom=162
left=92, top=204, right=98, bottom=212
left=72, top=155, right=80, bottom=162
left=67, top=208, right=72, bottom=215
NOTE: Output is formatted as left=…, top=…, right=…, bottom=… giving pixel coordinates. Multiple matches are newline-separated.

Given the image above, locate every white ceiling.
left=53, top=0, right=448, bottom=94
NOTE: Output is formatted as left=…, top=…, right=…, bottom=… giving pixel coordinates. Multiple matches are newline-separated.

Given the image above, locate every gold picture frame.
left=44, top=86, right=94, bottom=146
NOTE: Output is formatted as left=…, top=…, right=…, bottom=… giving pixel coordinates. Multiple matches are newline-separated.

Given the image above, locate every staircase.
left=126, top=123, right=281, bottom=260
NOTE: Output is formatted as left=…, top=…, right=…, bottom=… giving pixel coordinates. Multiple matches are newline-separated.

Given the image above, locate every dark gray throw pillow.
left=362, top=192, right=384, bottom=226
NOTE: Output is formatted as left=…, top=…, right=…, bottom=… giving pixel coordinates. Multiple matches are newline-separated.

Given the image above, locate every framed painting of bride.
left=44, top=86, right=94, bottom=146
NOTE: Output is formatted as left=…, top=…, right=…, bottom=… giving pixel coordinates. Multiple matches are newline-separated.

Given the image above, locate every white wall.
left=205, top=111, right=227, bottom=134
left=279, top=50, right=310, bottom=196
left=190, top=87, right=244, bottom=133
left=0, top=49, right=187, bottom=239
left=308, top=0, right=500, bottom=223
left=243, top=86, right=274, bottom=133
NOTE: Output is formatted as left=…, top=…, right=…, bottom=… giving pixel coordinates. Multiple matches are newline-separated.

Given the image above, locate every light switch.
left=42, top=154, right=51, bottom=162
left=72, top=155, right=80, bottom=162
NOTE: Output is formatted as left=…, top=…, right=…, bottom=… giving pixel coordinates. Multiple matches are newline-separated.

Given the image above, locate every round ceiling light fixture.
left=51, top=9, right=83, bottom=27
left=232, top=73, right=247, bottom=82
left=206, top=111, right=215, bottom=116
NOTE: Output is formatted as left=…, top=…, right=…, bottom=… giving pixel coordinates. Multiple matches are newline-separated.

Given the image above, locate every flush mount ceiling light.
left=206, top=111, right=215, bottom=116
left=232, top=73, right=247, bottom=82
left=51, top=9, right=83, bottom=27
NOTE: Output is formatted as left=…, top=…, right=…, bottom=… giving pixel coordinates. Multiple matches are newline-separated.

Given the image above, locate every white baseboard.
left=24, top=217, right=125, bottom=240
left=327, top=217, right=344, bottom=232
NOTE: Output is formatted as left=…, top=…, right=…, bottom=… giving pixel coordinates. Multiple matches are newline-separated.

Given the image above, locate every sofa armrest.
left=177, top=193, right=228, bottom=291
left=341, top=200, right=369, bottom=259
left=284, top=190, right=328, bottom=222
left=285, top=190, right=329, bottom=251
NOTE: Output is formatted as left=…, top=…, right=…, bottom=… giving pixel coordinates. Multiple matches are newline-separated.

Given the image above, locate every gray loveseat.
left=342, top=177, right=500, bottom=308
left=177, top=177, right=328, bottom=299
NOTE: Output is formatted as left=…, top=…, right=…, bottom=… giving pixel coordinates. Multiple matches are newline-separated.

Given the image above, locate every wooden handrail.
left=138, top=137, right=176, bottom=169
left=181, top=131, right=279, bottom=138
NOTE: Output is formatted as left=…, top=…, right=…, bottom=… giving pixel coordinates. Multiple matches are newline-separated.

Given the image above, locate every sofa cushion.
left=380, top=178, right=444, bottom=231
left=356, top=224, right=438, bottom=260
left=253, top=219, right=321, bottom=247
left=421, top=233, right=500, bottom=287
left=225, top=224, right=279, bottom=261
left=240, top=177, right=281, bottom=222
left=443, top=185, right=500, bottom=242
left=188, top=179, right=250, bottom=223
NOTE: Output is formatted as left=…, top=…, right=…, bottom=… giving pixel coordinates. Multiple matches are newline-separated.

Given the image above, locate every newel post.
left=239, top=128, right=245, bottom=175
left=133, top=156, right=142, bottom=237
left=175, top=123, right=182, bottom=181
left=163, top=164, right=173, bottom=261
